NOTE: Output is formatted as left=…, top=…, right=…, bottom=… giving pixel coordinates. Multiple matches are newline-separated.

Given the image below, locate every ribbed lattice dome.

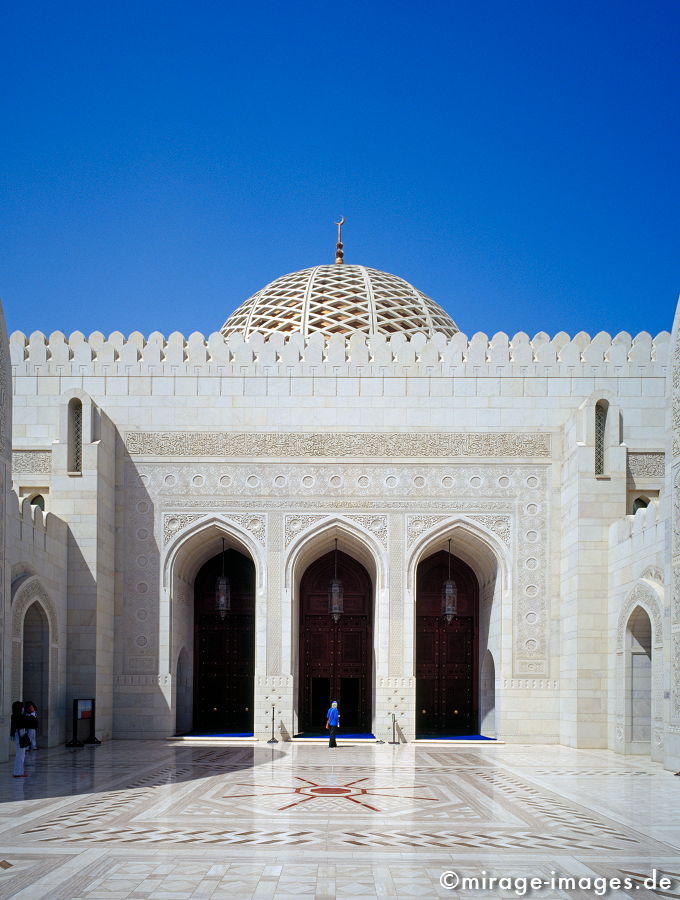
left=221, top=265, right=458, bottom=339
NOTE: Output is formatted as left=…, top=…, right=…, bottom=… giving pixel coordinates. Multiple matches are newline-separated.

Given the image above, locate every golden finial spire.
left=334, top=216, right=345, bottom=264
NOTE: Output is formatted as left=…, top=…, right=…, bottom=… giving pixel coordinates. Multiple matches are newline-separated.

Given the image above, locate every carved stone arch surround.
left=162, top=512, right=267, bottom=590
left=406, top=514, right=511, bottom=592
left=616, top=579, right=664, bottom=651
left=159, top=513, right=268, bottom=686
left=281, top=514, right=390, bottom=697
left=283, top=514, right=388, bottom=593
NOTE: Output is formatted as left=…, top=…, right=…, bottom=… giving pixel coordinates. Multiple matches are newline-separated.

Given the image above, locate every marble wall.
left=5, top=321, right=678, bottom=768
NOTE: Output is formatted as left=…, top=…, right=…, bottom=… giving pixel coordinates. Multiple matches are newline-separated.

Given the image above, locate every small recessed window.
left=30, top=494, right=45, bottom=511
left=595, top=400, right=608, bottom=475
left=632, top=497, right=649, bottom=513
left=68, top=398, right=83, bottom=473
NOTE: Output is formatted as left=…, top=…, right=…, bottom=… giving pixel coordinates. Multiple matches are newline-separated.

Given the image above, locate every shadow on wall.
left=112, top=430, right=167, bottom=739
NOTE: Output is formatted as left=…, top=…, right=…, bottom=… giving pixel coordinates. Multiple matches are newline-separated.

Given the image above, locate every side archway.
left=406, top=517, right=508, bottom=739
left=162, top=516, right=263, bottom=735
left=283, top=517, right=387, bottom=736
left=11, top=576, right=60, bottom=746
left=614, top=579, right=664, bottom=759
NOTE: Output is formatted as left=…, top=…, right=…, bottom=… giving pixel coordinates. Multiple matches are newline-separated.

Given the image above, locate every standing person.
left=24, top=701, right=38, bottom=751
left=10, top=702, right=31, bottom=777
left=326, top=700, right=340, bottom=748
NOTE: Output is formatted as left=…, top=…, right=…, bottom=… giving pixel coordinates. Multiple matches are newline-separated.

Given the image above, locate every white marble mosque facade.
left=1, top=261, right=679, bottom=772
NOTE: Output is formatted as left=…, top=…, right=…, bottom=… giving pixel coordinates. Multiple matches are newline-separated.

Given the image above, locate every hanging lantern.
left=442, top=538, right=457, bottom=624
left=215, top=537, right=230, bottom=619
left=328, top=538, right=344, bottom=622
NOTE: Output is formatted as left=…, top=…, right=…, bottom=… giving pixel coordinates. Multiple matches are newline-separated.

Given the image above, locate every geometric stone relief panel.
left=163, top=512, right=266, bottom=545
left=513, top=470, right=549, bottom=677
left=126, top=430, right=551, bottom=458
left=406, top=513, right=511, bottom=547
left=674, top=469, right=680, bottom=560
left=626, top=451, right=665, bottom=477
left=284, top=513, right=388, bottom=547
left=122, top=473, right=160, bottom=674
left=673, top=633, right=680, bottom=719
left=12, top=449, right=52, bottom=473
left=265, top=513, right=283, bottom=675
left=284, top=515, right=326, bottom=545
left=388, top=514, right=405, bottom=674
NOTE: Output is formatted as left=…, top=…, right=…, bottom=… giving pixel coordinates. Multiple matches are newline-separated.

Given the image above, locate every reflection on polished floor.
left=0, top=740, right=678, bottom=898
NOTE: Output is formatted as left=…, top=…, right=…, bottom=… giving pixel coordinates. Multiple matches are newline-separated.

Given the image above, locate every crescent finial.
left=334, top=216, right=345, bottom=264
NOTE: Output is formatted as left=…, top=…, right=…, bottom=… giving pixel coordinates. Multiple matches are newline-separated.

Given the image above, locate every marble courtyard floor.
left=0, top=740, right=678, bottom=899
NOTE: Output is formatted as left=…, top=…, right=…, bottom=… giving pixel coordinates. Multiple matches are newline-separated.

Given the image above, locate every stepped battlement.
left=8, top=328, right=671, bottom=375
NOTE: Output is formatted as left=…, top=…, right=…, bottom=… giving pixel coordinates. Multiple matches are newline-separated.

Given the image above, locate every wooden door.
left=193, top=549, right=255, bottom=733
left=416, top=551, right=478, bottom=735
left=299, top=550, right=372, bottom=733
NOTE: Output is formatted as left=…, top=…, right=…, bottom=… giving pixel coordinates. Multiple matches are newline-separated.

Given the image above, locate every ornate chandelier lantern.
left=215, top=537, right=231, bottom=620
left=328, top=538, right=344, bottom=622
left=442, top=538, right=457, bottom=624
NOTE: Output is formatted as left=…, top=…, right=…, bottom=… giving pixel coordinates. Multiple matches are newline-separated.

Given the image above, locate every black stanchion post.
left=65, top=700, right=83, bottom=748
left=388, top=712, right=399, bottom=745
left=267, top=704, right=278, bottom=744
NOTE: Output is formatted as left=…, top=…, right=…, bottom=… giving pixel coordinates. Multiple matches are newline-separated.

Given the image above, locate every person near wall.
left=10, top=702, right=32, bottom=777
left=326, top=700, right=340, bottom=748
left=24, top=701, right=39, bottom=751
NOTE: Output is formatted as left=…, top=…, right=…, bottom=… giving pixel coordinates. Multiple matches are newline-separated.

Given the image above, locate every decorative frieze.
left=502, top=679, right=559, bottom=690
left=12, top=449, right=51, bottom=474
left=126, top=430, right=551, bottom=459
left=627, top=451, right=665, bottom=478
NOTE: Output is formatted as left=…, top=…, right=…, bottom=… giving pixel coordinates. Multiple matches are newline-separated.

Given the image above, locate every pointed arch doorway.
left=416, top=550, right=479, bottom=736
left=193, top=548, right=255, bottom=733
left=298, top=549, right=373, bottom=734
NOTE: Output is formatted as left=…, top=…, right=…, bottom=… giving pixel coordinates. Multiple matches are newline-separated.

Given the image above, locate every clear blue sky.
left=1, top=1, right=678, bottom=339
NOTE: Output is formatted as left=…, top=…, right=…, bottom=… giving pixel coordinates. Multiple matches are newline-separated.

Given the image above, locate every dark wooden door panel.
left=299, top=550, right=373, bottom=733
left=193, top=550, right=255, bottom=734
left=416, top=552, right=478, bottom=736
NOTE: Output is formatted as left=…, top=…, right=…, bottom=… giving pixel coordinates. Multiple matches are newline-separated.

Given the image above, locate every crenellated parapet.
left=7, top=491, right=67, bottom=551
left=8, top=328, right=672, bottom=376
left=609, top=500, right=664, bottom=547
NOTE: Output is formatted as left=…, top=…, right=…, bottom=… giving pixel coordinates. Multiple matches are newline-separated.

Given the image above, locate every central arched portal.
left=416, top=551, right=479, bottom=736
left=193, top=549, right=255, bottom=734
left=298, top=550, right=373, bottom=734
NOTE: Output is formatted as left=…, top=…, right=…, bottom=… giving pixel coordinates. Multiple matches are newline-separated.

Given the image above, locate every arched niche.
left=11, top=576, right=59, bottom=747
left=615, top=580, right=664, bottom=760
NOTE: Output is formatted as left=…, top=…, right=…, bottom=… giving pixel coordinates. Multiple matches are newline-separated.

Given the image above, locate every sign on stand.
left=66, top=698, right=101, bottom=747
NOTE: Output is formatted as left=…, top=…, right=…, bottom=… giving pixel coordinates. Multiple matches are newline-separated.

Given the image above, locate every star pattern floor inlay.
left=0, top=740, right=678, bottom=898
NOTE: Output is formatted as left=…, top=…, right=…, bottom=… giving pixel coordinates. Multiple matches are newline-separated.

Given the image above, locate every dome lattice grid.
left=221, top=265, right=458, bottom=339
